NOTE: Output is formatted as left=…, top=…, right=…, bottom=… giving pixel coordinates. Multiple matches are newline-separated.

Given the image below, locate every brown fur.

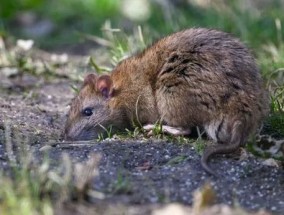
left=64, top=28, right=269, bottom=175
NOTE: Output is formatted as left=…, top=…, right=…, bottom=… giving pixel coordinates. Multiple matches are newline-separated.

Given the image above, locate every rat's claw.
left=143, top=124, right=155, bottom=136
left=143, top=124, right=191, bottom=136
left=162, top=126, right=191, bottom=136
left=143, top=124, right=156, bottom=131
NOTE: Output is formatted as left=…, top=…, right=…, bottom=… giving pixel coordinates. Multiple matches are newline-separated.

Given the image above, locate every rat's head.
left=64, top=73, right=126, bottom=141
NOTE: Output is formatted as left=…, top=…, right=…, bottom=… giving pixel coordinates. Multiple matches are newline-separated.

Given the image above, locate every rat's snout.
left=64, top=130, right=75, bottom=141
left=64, top=122, right=102, bottom=141
left=63, top=125, right=76, bottom=141
left=63, top=123, right=82, bottom=141
left=64, top=129, right=96, bottom=141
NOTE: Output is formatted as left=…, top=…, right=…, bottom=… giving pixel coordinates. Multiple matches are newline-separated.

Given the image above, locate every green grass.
left=166, top=155, right=190, bottom=165
left=0, top=122, right=69, bottom=215
left=264, top=112, right=284, bottom=137
left=97, top=125, right=114, bottom=141
left=0, top=156, right=72, bottom=215
left=193, top=139, right=207, bottom=155
left=110, top=171, right=132, bottom=195
left=0, top=165, right=54, bottom=215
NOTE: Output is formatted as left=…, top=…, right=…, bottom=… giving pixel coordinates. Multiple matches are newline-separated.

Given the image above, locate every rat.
left=64, top=28, right=269, bottom=175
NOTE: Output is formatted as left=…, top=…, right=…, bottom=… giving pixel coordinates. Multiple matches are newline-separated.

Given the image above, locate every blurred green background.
left=1, top=0, right=284, bottom=84
left=1, top=0, right=284, bottom=50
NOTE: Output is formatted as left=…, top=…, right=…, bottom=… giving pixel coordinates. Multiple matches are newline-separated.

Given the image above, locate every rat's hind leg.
left=143, top=124, right=191, bottom=136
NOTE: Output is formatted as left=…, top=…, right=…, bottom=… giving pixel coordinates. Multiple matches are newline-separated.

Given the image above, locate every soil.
left=0, top=50, right=284, bottom=215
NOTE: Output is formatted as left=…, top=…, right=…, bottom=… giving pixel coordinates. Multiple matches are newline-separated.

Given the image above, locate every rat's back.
left=152, top=28, right=269, bottom=174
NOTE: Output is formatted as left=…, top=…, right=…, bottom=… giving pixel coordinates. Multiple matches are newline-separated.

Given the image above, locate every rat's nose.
left=64, top=126, right=99, bottom=141
left=63, top=124, right=76, bottom=141
left=63, top=129, right=73, bottom=141
left=64, top=133, right=72, bottom=141
left=64, top=130, right=82, bottom=141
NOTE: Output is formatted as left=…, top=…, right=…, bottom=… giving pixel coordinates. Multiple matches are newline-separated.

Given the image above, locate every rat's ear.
left=83, top=73, right=97, bottom=88
left=96, top=75, right=113, bottom=98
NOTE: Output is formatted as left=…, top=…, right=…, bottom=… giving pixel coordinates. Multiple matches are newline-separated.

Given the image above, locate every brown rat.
left=64, top=28, right=269, bottom=175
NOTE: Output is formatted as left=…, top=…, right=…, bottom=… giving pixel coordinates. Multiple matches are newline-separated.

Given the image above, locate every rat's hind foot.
left=143, top=124, right=191, bottom=136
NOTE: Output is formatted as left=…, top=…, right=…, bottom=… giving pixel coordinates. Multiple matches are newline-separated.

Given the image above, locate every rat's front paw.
left=143, top=124, right=191, bottom=136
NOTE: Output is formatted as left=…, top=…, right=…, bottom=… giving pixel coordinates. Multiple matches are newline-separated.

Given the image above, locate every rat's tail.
left=202, top=120, right=246, bottom=176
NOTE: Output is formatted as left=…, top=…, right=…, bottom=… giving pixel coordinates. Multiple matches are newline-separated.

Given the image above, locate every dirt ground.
left=0, top=50, right=284, bottom=215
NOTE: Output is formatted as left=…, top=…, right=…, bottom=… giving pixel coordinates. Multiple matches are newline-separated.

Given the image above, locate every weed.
left=125, top=127, right=143, bottom=139
left=111, top=171, right=132, bottom=195
left=264, top=112, right=284, bottom=137
left=96, top=133, right=104, bottom=142
left=73, top=153, right=102, bottom=201
left=166, top=155, right=189, bottom=166
left=151, top=122, right=163, bottom=137
left=0, top=157, right=57, bottom=215
left=193, top=139, right=207, bottom=155
left=96, top=125, right=114, bottom=141
left=89, top=56, right=111, bottom=75
left=70, top=84, right=80, bottom=94
left=0, top=122, right=73, bottom=215
left=270, top=85, right=284, bottom=113
left=0, top=171, right=53, bottom=215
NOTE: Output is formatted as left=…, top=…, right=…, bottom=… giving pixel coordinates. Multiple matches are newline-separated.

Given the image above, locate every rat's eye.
left=82, top=107, right=93, bottom=116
